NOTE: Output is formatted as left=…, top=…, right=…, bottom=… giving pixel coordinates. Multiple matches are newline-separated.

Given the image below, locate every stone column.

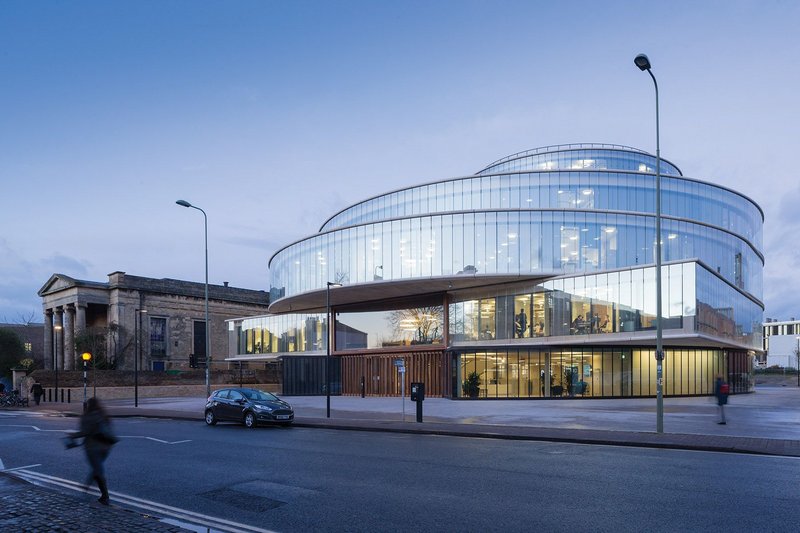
left=63, top=304, right=75, bottom=371
left=43, top=309, right=53, bottom=370
left=75, top=303, right=87, bottom=336
left=54, top=307, right=64, bottom=371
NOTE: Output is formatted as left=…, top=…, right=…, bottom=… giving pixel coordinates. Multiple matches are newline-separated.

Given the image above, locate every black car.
left=204, top=388, right=294, bottom=428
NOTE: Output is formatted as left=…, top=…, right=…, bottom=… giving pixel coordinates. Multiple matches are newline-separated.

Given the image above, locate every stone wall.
left=30, top=383, right=279, bottom=402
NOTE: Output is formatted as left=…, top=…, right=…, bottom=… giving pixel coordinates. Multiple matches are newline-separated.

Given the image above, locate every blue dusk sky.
left=1, top=0, right=798, bottom=322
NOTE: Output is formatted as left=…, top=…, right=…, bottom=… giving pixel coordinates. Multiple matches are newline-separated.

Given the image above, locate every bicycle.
left=0, top=389, right=29, bottom=407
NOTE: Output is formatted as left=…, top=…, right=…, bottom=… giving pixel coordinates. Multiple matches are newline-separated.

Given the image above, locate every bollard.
left=360, top=376, right=365, bottom=398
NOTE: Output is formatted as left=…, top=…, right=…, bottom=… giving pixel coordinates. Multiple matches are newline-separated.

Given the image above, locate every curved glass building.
left=230, top=144, right=763, bottom=399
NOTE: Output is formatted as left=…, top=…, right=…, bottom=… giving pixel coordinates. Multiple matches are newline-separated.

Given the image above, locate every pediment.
left=37, top=273, right=79, bottom=296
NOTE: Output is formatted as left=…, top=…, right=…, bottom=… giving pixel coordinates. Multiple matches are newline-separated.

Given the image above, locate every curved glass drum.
left=262, top=144, right=764, bottom=400
left=271, top=211, right=762, bottom=304
left=318, top=145, right=762, bottom=252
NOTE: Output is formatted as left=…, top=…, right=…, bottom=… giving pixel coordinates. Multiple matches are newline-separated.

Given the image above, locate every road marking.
left=10, top=469, right=276, bottom=533
left=0, top=425, right=190, bottom=444
left=0, top=424, right=71, bottom=433
left=119, top=436, right=192, bottom=445
left=2, top=463, right=42, bottom=471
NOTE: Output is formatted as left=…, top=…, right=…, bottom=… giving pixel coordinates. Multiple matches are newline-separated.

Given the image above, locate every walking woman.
left=72, top=398, right=118, bottom=504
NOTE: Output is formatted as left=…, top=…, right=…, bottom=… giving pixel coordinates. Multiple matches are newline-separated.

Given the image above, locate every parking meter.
left=411, top=382, right=424, bottom=402
left=410, top=382, right=424, bottom=422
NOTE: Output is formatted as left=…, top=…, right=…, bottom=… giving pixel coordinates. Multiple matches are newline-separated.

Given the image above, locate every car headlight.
left=253, top=405, right=272, bottom=412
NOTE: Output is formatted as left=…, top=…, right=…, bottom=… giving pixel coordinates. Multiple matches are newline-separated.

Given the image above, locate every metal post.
left=82, top=359, right=87, bottom=408
left=635, top=53, right=664, bottom=433
left=326, top=282, right=332, bottom=418
left=325, top=281, right=342, bottom=418
left=54, top=325, right=61, bottom=403
left=176, top=200, right=211, bottom=398
left=796, top=337, right=799, bottom=387
left=401, top=371, right=405, bottom=422
left=202, top=209, right=210, bottom=399
left=134, top=309, right=139, bottom=407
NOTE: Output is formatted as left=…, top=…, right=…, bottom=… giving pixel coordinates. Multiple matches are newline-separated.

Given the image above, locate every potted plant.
left=462, top=371, right=481, bottom=398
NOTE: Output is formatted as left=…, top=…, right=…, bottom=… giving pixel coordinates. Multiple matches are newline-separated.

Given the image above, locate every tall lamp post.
left=176, top=199, right=211, bottom=398
left=54, top=324, right=62, bottom=403
left=635, top=53, right=665, bottom=433
left=795, top=336, right=799, bottom=387
left=326, top=281, right=342, bottom=418
left=134, top=308, right=147, bottom=407
left=81, top=352, right=92, bottom=410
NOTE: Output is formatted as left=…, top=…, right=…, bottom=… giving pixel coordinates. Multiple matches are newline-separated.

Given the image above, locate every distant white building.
left=763, top=318, right=800, bottom=368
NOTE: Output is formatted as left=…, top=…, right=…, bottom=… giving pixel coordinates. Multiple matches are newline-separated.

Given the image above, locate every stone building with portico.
left=39, top=271, right=269, bottom=373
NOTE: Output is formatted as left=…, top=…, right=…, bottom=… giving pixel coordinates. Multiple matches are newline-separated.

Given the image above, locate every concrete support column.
left=54, top=307, right=64, bottom=371
left=63, top=305, right=75, bottom=371
left=43, top=309, right=53, bottom=370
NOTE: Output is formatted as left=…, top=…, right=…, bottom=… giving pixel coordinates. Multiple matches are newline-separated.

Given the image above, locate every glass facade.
left=335, top=306, right=444, bottom=350
left=229, top=312, right=326, bottom=356
left=249, top=145, right=764, bottom=399
left=456, top=347, right=754, bottom=399
left=271, top=211, right=762, bottom=304
left=318, top=147, right=762, bottom=252
left=449, top=262, right=762, bottom=351
left=477, top=144, right=682, bottom=176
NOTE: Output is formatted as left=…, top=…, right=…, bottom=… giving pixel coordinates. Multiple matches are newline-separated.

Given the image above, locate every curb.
left=55, top=408, right=800, bottom=458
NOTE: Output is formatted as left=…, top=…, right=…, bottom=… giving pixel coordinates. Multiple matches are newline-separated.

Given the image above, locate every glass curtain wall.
left=321, top=169, right=762, bottom=252
left=230, top=313, right=326, bottom=356
left=456, top=347, right=749, bottom=399
left=449, top=262, right=762, bottom=351
left=272, top=211, right=762, bottom=304
left=450, top=263, right=695, bottom=342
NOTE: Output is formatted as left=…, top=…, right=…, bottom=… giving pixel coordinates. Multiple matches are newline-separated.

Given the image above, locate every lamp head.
left=327, top=281, right=343, bottom=288
left=634, top=53, right=651, bottom=71
left=176, top=199, right=192, bottom=208
left=81, top=352, right=92, bottom=361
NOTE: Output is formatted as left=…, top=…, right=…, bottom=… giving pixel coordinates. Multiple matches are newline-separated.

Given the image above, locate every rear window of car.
left=214, top=390, right=230, bottom=399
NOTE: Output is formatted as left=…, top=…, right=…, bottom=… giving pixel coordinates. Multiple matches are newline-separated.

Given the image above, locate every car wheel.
left=244, top=411, right=257, bottom=428
left=205, top=410, right=217, bottom=425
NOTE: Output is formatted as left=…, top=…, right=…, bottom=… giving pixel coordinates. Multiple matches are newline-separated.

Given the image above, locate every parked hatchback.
left=205, top=388, right=294, bottom=428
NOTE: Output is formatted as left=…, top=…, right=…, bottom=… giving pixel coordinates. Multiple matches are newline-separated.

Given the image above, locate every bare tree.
left=16, top=311, right=39, bottom=326
left=387, top=306, right=444, bottom=344
left=75, top=323, right=125, bottom=369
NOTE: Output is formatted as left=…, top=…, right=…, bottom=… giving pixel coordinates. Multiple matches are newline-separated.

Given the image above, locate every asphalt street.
left=3, top=403, right=800, bottom=532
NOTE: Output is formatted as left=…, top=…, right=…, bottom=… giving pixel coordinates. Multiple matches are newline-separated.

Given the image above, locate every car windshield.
left=242, top=390, right=279, bottom=402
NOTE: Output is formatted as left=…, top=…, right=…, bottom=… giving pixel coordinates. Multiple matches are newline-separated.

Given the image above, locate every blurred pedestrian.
left=713, top=375, right=729, bottom=425
left=71, top=398, right=118, bottom=504
left=30, top=382, right=43, bottom=405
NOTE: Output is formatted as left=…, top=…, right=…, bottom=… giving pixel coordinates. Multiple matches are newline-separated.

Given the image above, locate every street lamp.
left=81, top=352, right=92, bottom=410
left=176, top=199, right=211, bottom=398
left=54, top=324, right=62, bottom=403
left=134, top=308, right=147, bottom=407
left=635, top=53, right=665, bottom=433
left=326, top=281, right=342, bottom=418
left=796, top=336, right=799, bottom=387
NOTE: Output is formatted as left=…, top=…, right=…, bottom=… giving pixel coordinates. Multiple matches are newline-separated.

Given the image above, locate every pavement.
left=3, top=385, right=800, bottom=531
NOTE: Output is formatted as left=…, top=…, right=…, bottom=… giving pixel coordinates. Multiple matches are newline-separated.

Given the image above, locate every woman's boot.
left=95, top=475, right=109, bottom=504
